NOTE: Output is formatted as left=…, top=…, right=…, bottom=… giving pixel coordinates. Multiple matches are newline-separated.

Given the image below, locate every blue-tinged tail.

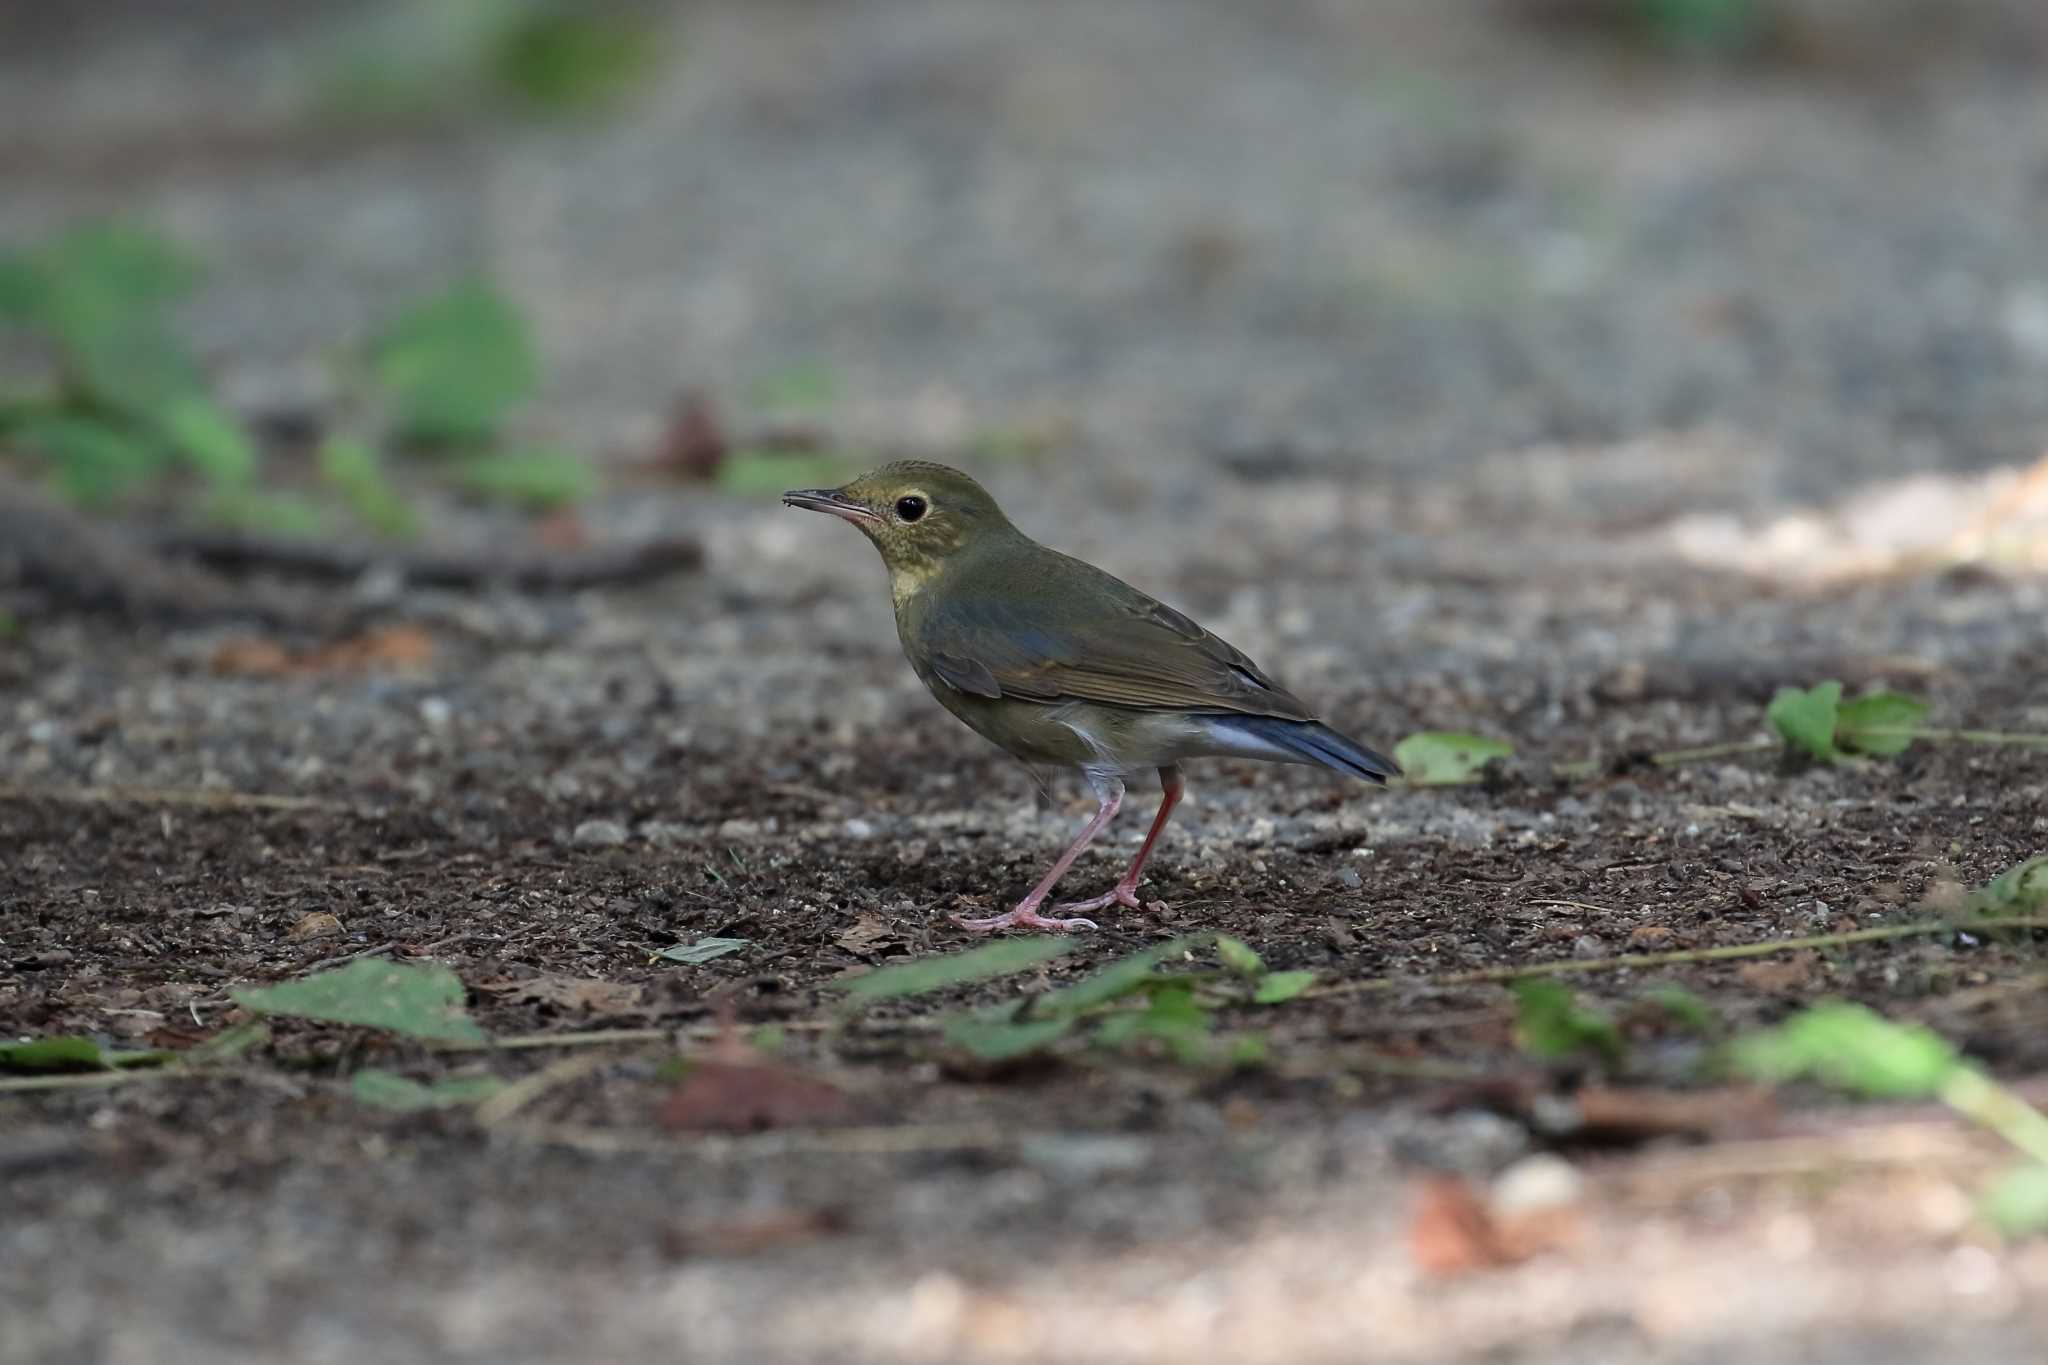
left=1206, top=715, right=1399, bottom=784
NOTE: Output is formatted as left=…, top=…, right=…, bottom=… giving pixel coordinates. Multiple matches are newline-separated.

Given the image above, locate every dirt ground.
left=7, top=3, right=2048, bottom=1363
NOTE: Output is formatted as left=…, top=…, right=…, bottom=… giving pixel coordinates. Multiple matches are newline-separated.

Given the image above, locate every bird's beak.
left=781, top=487, right=881, bottom=524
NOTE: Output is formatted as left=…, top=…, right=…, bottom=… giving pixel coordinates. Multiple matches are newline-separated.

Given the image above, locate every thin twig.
left=300, top=941, right=397, bottom=974
left=0, top=1067, right=180, bottom=1095
left=474, top=1054, right=615, bottom=1127
left=1864, top=727, right=2048, bottom=748
left=491, top=1119, right=1016, bottom=1159
left=1305, top=915, right=2048, bottom=1001
left=1650, top=738, right=1781, bottom=765
left=431, top=1027, right=674, bottom=1054
left=0, top=783, right=353, bottom=813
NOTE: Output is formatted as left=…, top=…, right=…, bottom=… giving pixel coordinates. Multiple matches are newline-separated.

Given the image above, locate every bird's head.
left=783, top=461, right=1014, bottom=598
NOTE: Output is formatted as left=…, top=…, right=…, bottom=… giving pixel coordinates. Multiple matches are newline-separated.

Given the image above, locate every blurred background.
left=6, top=0, right=2048, bottom=571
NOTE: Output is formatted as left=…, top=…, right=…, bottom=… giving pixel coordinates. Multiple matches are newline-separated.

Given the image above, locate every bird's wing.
left=913, top=552, right=1317, bottom=720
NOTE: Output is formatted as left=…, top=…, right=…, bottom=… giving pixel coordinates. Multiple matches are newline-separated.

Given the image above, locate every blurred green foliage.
left=453, top=449, right=597, bottom=509
left=1768, top=681, right=1933, bottom=762
left=0, top=224, right=252, bottom=506
left=746, top=361, right=839, bottom=415
left=1635, top=0, right=1765, bottom=53
left=1512, top=978, right=1626, bottom=1070
left=0, top=219, right=598, bottom=530
left=373, top=280, right=537, bottom=446
left=321, top=0, right=662, bottom=124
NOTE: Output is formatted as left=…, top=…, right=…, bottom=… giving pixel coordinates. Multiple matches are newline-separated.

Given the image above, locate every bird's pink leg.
left=1055, top=765, right=1184, bottom=916
left=955, top=780, right=1124, bottom=934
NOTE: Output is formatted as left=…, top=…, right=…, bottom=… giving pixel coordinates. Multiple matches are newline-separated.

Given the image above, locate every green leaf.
left=372, top=280, right=535, bottom=443
left=1033, top=935, right=1207, bottom=1017
left=0, top=253, right=45, bottom=321
left=157, top=394, right=257, bottom=491
left=0, top=1036, right=174, bottom=1072
left=233, top=959, right=487, bottom=1044
left=43, top=223, right=198, bottom=309
left=943, top=1015, right=1074, bottom=1061
left=1512, top=979, right=1625, bottom=1069
left=10, top=413, right=165, bottom=505
left=747, top=362, right=838, bottom=413
left=1636, top=0, right=1765, bottom=55
left=1835, top=690, right=1930, bottom=757
left=838, top=937, right=1075, bottom=1005
left=1767, top=681, right=1842, bottom=762
left=188, top=1021, right=270, bottom=1064
left=1646, top=984, right=1721, bottom=1037
left=655, top=937, right=750, bottom=965
left=1227, top=1033, right=1270, bottom=1066
left=0, top=1037, right=110, bottom=1072
left=1215, top=935, right=1265, bottom=978
left=1095, top=983, right=1214, bottom=1061
left=1392, top=732, right=1514, bottom=785
left=1252, top=970, right=1317, bottom=1004
left=1730, top=1002, right=1958, bottom=1100
left=716, top=450, right=864, bottom=499
left=351, top=1068, right=505, bottom=1112
left=318, top=436, right=417, bottom=537
left=1970, top=856, right=2048, bottom=915
left=492, top=9, right=660, bottom=112
left=205, top=489, right=329, bottom=537
left=453, top=448, right=595, bottom=507
left=1982, top=1163, right=2048, bottom=1238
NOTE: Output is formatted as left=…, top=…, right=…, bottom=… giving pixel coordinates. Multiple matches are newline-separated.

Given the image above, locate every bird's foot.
left=954, top=904, right=1099, bottom=934
left=1052, top=884, right=1162, bottom=916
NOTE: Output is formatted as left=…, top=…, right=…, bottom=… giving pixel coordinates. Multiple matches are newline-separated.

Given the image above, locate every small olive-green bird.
left=785, top=461, right=1396, bottom=933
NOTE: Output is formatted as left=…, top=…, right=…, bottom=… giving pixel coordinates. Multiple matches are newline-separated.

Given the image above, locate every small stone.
left=1017, top=1134, right=1153, bottom=1183
left=418, top=697, right=453, bottom=729
left=1335, top=866, right=1364, bottom=891
left=843, top=818, right=876, bottom=840
left=572, top=819, right=630, bottom=847
left=1491, top=1152, right=1584, bottom=1216
left=1571, top=935, right=1609, bottom=959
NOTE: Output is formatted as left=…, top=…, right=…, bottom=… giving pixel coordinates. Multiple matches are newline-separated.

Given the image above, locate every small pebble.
left=1335, top=866, right=1364, bottom=891
left=572, top=819, right=630, bottom=847
left=1491, top=1152, right=1584, bottom=1215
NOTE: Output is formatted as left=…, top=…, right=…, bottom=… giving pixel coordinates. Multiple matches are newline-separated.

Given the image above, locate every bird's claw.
left=954, top=906, right=1099, bottom=934
left=1051, top=885, right=1153, bottom=916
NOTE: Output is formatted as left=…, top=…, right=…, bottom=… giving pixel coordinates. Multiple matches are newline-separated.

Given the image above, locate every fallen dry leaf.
left=835, top=912, right=898, bottom=955
left=1409, top=1174, right=1512, bottom=1277
left=209, top=638, right=293, bottom=676
left=478, top=976, right=646, bottom=1016
left=287, top=912, right=344, bottom=942
left=1569, top=1084, right=1779, bottom=1143
left=669, top=1208, right=848, bottom=1256
left=648, top=389, right=728, bottom=481
left=211, top=626, right=436, bottom=678
left=532, top=508, right=590, bottom=553
left=1738, top=953, right=1822, bottom=994
left=1626, top=924, right=1676, bottom=948
left=659, top=1059, right=852, bottom=1133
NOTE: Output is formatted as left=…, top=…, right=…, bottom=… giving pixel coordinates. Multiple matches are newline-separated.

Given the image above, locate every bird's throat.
left=888, top=557, right=943, bottom=610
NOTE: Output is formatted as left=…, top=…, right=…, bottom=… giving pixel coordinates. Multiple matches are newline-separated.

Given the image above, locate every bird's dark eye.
left=895, top=495, right=928, bottom=522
